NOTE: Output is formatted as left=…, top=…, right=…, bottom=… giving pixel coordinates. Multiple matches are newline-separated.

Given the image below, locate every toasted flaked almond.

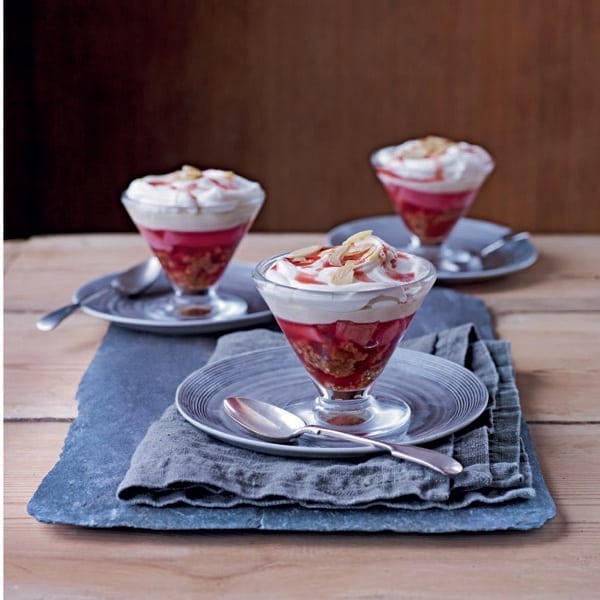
left=359, top=243, right=384, bottom=269
left=286, top=244, right=323, bottom=259
left=344, top=230, right=373, bottom=246
left=398, top=143, right=428, bottom=159
left=399, top=136, right=455, bottom=159
left=181, top=165, right=203, bottom=179
left=330, top=262, right=356, bottom=285
left=328, top=245, right=346, bottom=267
left=224, top=170, right=235, bottom=179
left=422, top=136, right=454, bottom=155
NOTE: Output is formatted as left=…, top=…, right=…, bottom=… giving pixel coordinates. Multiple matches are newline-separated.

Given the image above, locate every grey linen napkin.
left=117, top=323, right=535, bottom=510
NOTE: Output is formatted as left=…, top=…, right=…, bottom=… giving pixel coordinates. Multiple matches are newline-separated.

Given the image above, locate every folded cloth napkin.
left=117, top=323, right=535, bottom=510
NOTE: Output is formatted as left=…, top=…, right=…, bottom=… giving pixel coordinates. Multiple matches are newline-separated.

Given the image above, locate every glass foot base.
left=285, top=395, right=411, bottom=438
left=141, top=291, right=248, bottom=321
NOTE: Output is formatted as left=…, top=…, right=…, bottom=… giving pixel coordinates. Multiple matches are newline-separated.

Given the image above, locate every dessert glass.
left=371, top=136, right=494, bottom=271
left=253, top=234, right=436, bottom=437
left=122, top=166, right=265, bottom=320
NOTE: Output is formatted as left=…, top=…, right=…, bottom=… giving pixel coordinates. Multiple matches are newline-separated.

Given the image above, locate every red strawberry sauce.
left=136, top=222, right=249, bottom=292
left=276, top=315, right=415, bottom=391
left=380, top=178, right=478, bottom=245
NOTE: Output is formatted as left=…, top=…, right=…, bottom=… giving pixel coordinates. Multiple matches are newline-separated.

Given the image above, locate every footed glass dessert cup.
left=122, top=165, right=265, bottom=320
left=253, top=231, right=436, bottom=437
left=371, top=135, right=494, bottom=272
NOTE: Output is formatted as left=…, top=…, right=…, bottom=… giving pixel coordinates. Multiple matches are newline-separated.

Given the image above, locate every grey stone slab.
left=27, top=288, right=554, bottom=532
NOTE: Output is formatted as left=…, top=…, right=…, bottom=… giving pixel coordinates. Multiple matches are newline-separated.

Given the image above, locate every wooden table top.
left=5, top=233, right=600, bottom=599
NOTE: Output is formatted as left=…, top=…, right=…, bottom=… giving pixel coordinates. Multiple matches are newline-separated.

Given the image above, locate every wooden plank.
left=459, top=235, right=600, bottom=314
left=4, top=234, right=151, bottom=312
left=4, top=421, right=600, bottom=599
left=497, top=312, right=600, bottom=422
left=4, top=239, right=26, bottom=273
left=5, top=311, right=106, bottom=371
left=4, top=313, right=107, bottom=419
left=495, top=312, right=600, bottom=422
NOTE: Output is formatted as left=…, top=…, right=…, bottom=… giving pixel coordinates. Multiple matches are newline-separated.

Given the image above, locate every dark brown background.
left=5, top=0, right=600, bottom=239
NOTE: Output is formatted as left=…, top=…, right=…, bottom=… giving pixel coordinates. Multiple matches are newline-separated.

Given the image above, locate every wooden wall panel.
left=4, top=0, right=600, bottom=238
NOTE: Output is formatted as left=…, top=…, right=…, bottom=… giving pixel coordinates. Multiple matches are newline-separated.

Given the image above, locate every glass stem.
left=314, top=383, right=374, bottom=428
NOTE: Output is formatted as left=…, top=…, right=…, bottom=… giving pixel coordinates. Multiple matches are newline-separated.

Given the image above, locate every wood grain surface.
left=4, top=232, right=600, bottom=598
left=5, top=0, right=600, bottom=238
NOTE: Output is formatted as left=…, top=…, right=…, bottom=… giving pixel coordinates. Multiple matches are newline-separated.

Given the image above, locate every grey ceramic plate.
left=176, top=345, right=489, bottom=458
left=73, top=262, right=272, bottom=335
left=328, top=216, right=537, bottom=283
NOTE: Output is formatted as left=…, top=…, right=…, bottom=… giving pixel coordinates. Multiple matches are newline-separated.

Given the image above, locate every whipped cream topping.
left=372, top=136, right=494, bottom=193
left=123, top=166, right=265, bottom=232
left=266, top=231, right=421, bottom=291
left=256, top=232, right=436, bottom=324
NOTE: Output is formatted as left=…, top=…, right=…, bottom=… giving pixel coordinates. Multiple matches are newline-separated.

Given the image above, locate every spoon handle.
left=480, top=231, right=530, bottom=257
left=303, top=425, right=463, bottom=476
left=36, top=288, right=109, bottom=331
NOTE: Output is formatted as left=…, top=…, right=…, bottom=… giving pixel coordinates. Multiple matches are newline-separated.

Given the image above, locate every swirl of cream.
left=126, top=165, right=265, bottom=212
left=266, top=231, right=421, bottom=291
left=371, top=136, right=494, bottom=193
left=123, top=165, right=265, bottom=232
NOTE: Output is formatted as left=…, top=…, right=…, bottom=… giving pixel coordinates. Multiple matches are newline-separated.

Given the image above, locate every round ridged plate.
left=328, top=216, right=537, bottom=283
left=176, top=345, right=489, bottom=458
left=73, top=262, right=272, bottom=335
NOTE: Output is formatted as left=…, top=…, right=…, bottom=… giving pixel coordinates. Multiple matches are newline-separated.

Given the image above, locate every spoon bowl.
left=111, top=257, right=162, bottom=295
left=223, top=396, right=463, bottom=476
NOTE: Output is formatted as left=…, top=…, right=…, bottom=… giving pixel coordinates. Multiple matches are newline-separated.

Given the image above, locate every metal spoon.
left=36, top=257, right=162, bottom=331
left=223, top=396, right=463, bottom=476
left=479, top=231, right=531, bottom=259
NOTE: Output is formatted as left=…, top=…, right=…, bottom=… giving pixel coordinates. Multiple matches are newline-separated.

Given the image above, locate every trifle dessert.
left=122, top=165, right=265, bottom=319
left=371, top=136, right=494, bottom=267
left=253, top=230, right=436, bottom=435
